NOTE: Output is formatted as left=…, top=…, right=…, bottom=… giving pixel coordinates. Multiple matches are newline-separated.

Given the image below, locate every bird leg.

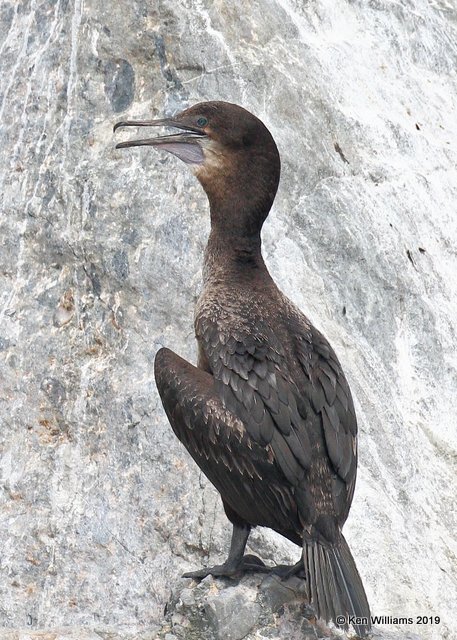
left=182, top=523, right=270, bottom=579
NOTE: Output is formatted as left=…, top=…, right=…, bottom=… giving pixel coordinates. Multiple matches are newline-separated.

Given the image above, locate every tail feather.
left=313, top=544, right=328, bottom=619
left=318, top=542, right=337, bottom=624
left=304, top=535, right=371, bottom=637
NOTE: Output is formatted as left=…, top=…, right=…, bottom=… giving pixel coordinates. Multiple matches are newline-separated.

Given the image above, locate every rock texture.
left=0, top=1, right=456, bottom=639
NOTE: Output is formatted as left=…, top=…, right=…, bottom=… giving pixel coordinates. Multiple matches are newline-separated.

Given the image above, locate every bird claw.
left=182, top=554, right=269, bottom=580
left=182, top=563, right=242, bottom=579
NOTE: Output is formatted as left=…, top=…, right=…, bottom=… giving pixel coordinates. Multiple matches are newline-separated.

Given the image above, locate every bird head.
left=114, top=101, right=280, bottom=235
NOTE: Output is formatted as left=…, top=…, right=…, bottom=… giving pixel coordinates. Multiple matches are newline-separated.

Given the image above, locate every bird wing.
left=198, top=308, right=358, bottom=527
left=198, top=315, right=313, bottom=489
left=292, top=318, right=358, bottom=523
left=154, top=347, right=301, bottom=534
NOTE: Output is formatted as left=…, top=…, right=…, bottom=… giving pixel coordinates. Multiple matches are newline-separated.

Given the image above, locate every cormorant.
left=114, top=101, right=371, bottom=636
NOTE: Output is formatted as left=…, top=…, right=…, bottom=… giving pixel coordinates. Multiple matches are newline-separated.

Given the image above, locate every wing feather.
left=195, top=301, right=358, bottom=533
left=154, top=347, right=301, bottom=533
left=295, top=321, right=358, bottom=521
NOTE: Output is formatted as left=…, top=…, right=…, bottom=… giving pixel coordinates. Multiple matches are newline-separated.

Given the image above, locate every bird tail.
left=303, top=535, right=371, bottom=637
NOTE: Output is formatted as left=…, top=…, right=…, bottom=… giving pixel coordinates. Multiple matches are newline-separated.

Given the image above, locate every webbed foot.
left=271, top=559, right=305, bottom=580
left=183, top=554, right=269, bottom=580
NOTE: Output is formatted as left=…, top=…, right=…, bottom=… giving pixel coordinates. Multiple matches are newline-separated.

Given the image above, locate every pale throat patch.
left=191, top=138, right=226, bottom=178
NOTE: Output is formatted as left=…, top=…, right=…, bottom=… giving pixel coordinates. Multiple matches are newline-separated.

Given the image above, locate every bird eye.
left=197, top=117, right=208, bottom=127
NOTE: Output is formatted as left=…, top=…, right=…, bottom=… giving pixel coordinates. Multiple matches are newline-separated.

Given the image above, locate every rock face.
left=157, top=574, right=340, bottom=640
left=0, top=1, right=456, bottom=639
left=155, top=575, right=424, bottom=640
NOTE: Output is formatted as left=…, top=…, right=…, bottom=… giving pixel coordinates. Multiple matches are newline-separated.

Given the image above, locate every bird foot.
left=182, top=554, right=269, bottom=580
left=271, top=559, right=305, bottom=580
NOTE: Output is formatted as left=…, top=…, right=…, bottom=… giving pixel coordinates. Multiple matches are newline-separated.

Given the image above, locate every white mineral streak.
left=0, top=1, right=456, bottom=639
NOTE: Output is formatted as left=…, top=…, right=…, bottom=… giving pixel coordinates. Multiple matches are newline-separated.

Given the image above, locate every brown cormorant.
left=114, top=101, right=371, bottom=636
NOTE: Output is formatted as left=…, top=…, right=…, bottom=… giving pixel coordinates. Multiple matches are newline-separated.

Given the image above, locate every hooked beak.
left=113, top=117, right=207, bottom=165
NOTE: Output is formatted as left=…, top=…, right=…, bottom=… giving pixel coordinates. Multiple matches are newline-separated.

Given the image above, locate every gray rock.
left=0, top=630, right=161, bottom=640
left=205, top=588, right=261, bottom=640
left=156, top=574, right=427, bottom=639
left=157, top=574, right=328, bottom=640
left=259, top=574, right=308, bottom=613
left=0, top=0, right=456, bottom=639
left=104, top=59, right=136, bottom=114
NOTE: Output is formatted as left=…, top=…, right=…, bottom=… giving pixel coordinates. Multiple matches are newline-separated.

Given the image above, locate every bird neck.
left=196, top=134, right=281, bottom=240
left=202, top=226, right=268, bottom=286
left=197, top=130, right=280, bottom=287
